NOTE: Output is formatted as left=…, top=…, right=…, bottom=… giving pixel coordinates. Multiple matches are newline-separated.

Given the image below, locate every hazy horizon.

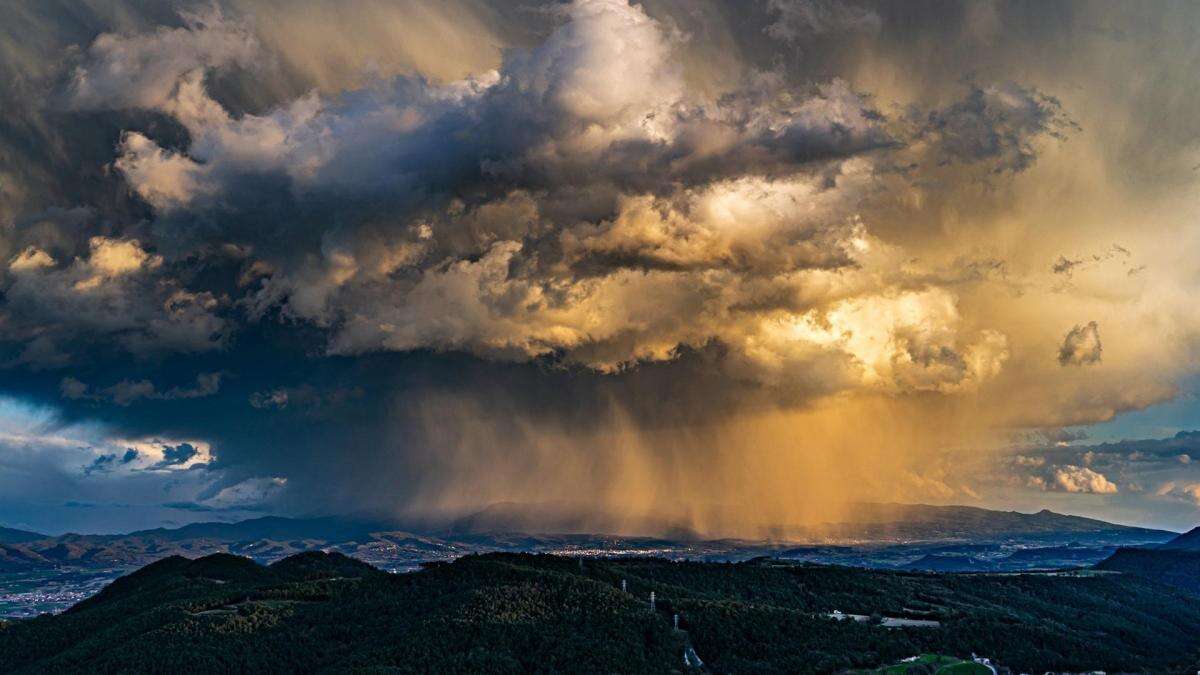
left=1, top=495, right=1188, bottom=539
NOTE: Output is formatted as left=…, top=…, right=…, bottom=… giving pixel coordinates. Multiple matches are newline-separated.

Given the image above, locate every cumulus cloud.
left=66, top=8, right=259, bottom=111
left=151, top=442, right=200, bottom=468
left=1051, top=464, right=1118, bottom=494
left=9, top=247, right=55, bottom=272
left=1058, top=321, right=1102, bottom=366
left=1014, top=432, right=1200, bottom=482
left=0, top=409, right=246, bottom=531
left=52, top=0, right=1056, bottom=396
left=105, top=25, right=892, bottom=213
left=1156, top=481, right=1200, bottom=506
left=199, top=476, right=287, bottom=509
left=83, top=447, right=140, bottom=475
left=93, top=438, right=216, bottom=472
left=3, top=233, right=226, bottom=362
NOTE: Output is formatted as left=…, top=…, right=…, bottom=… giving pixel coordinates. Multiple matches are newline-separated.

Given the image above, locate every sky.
left=2, top=0, right=1200, bottom=535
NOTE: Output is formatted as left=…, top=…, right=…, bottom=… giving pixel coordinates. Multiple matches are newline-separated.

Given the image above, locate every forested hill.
left=1095, top=547, right=1200, bottom=594
left=2, top=552, right=1200, bottom=673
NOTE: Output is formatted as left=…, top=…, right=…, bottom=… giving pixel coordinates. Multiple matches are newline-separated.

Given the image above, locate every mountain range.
left=0, top=503, right=1175, bottom=573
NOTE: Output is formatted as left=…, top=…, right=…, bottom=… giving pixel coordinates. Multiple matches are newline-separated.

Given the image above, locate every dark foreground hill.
left=3, top=552, right=1200, bottom=673
left=1096, top=547, right=1200, bottom=594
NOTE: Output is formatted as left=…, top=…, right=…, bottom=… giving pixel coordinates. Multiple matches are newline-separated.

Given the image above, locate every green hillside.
left=2, top=553, right=1199, bottom=673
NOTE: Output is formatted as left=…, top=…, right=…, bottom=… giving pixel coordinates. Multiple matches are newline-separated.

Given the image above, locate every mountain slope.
left=1161, top=525, right=1200, bottom=550
left=1095, top=547, right=1200, bottom=594
left=834, top=503, right=1171, bottom=540
left=0, top=544, right=52, bottom=571
left=4, top=553, right=1200, bottom=673
left=0, top=527, right=46, bottom=545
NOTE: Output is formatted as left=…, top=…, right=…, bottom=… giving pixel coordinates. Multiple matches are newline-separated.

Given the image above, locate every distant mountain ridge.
left=444, top=501, right=1172, bottom=540
left=822, top=503, right=1168, bottom=541
left=0, top=504, right=1174, bottom=574
left=123, top=515, right=392, bottom=543
left=0, top=526, right=46, bottom=545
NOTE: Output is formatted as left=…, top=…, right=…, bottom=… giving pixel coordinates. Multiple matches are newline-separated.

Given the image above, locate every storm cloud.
left=1, top=0, right=1200, bottom=534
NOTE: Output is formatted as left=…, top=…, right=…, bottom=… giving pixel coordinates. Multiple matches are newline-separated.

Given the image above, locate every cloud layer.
left=53, top=1, right=1045, bottom=398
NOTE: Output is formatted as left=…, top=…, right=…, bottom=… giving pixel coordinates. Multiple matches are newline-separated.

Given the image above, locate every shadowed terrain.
left=3, top=551, right=1200, bottom=673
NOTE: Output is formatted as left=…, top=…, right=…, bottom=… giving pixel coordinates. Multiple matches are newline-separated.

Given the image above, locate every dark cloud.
left=83, top=454, right=118, bottom=475
left=764, top=0, right=880, bottom=42
left=1051, top=245, right=1133, bottom=278
left=1041, top=428, right=1089, bottom=444
left=61, top=372, right=222, bottom=406
left=153, top=442, right=199, bottom=469
left=1052, top=256, right=1082, bottom=276
left=0, top=0, right=1065, bottom=388
left=913, top=83, right=1076, bottom=174
left=1058, top=321, right=1102, bottom=366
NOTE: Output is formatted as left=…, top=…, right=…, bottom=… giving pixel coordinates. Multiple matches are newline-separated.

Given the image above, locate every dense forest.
left=1095, top=547, right=1200, bottom=593
left=2, top=551, right=1200, bottom=673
